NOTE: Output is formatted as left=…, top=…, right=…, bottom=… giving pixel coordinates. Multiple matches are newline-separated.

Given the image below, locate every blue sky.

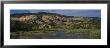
left=10, top=9, right=101, bottom=17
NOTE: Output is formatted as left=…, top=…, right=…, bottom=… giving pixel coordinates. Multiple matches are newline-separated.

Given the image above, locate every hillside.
left=10, top=12, right=101, bottom=32
left=10, top=12, right=101, bottom=39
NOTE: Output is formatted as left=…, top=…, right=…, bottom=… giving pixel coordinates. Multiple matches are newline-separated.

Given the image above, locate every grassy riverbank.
left=10, top=29, right=100, bottom=39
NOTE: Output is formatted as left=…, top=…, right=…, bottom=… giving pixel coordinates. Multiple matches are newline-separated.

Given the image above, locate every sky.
left=10, top=9, right=101, bottom=17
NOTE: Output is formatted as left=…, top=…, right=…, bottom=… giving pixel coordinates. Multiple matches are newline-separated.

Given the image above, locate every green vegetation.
left=10, top=29, right=100, bottom=39
left=65, top=29, right=101, bottom=39
left=10, top=12, right=101, bottom=39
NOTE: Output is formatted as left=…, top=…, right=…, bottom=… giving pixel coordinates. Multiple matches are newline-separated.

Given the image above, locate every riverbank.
left=10, top=29, right=101, bottom=39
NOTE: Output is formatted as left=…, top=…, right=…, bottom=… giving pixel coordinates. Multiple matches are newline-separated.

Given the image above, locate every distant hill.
left=10, top=12, right=101, bottom=32
left=11, top=12, right=100, bottom=22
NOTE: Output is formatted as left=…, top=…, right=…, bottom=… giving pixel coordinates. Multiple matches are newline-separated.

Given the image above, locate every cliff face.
left=10, top=12, right=101, bottom=32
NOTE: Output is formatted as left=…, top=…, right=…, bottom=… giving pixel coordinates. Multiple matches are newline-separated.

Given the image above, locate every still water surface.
left=11, top=31, right=89, bottom=39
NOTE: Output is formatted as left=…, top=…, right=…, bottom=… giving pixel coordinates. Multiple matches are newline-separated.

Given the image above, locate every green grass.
left=65, top=29, right=101, bottom=39
left=88, top=29, right=101, bottom=39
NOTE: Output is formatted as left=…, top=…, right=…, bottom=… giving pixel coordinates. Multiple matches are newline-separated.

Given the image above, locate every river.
left=11, top=31, right=89, bottom=39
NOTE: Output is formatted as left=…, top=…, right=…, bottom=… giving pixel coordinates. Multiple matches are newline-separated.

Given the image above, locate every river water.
left=11, top=31, right=89, bottom=39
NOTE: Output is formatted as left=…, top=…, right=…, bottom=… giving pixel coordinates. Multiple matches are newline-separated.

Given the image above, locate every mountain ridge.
left=10, top=12, right=100, bottom=18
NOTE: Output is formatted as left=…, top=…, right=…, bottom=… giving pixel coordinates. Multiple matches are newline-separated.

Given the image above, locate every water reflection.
left=10, top=31, right=89, bottom=39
